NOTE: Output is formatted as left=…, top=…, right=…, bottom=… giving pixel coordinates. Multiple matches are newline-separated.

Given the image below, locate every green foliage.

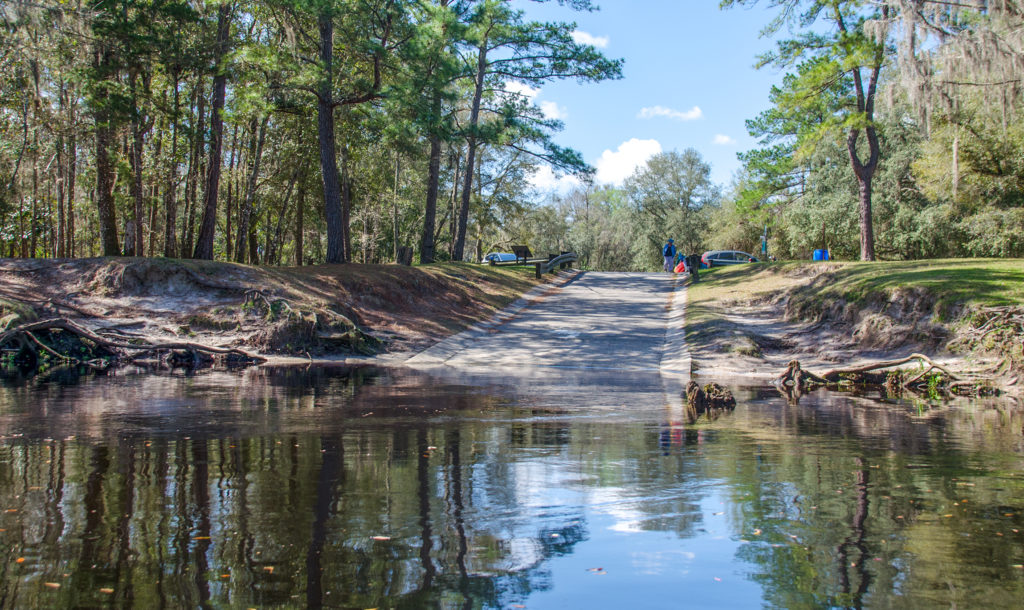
left=0, top=0, right=619, bottom=265
left=625, top=149, right=720, bottom=268
left=725, top=0, right=1024, bottom=262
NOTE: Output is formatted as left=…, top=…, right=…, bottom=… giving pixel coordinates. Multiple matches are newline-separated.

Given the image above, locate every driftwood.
left=775, top=354, right=995, bottom=402
left=0, top=317, right=264, bottom=368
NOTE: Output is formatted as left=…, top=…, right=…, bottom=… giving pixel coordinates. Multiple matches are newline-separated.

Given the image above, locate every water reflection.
left=0, top=366, right=1022, bottom=608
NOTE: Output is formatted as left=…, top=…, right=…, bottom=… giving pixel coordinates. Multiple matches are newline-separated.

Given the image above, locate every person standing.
left=662, top=239, right=676, bottom=272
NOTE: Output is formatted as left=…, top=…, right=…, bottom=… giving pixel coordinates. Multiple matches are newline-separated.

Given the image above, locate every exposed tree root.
left=684, top=381, right=737, bottom=422
left=0, top=318, right=265, bottom=369
left=242, top=290, right=379, bottom=356
left=948, top=305, right=1024, bottom=378
left=775, top=354, right=998, bottom=403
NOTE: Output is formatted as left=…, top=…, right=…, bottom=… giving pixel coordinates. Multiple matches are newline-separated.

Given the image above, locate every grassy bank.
left=686, top=259, right=1024, bottom=373
left=689, top=259, right=1024, bottom=321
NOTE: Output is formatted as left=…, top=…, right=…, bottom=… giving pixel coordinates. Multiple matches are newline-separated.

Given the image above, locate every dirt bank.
left=684, top=261, right=1023, bottom=392
left=0, top=257, right=555, bottom=365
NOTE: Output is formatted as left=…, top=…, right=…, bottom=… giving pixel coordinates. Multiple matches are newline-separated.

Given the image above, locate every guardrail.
left=487, top=251, right=579, bottom=278
left=536, top=252, right=578, bottom=278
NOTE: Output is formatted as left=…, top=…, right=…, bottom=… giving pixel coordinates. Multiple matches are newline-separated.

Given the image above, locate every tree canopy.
left=1, top=0, right=1021, bottom=270
left=0, top=0, right=619, bottom=265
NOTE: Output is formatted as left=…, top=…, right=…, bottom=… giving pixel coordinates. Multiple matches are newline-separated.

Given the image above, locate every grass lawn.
left=787, top=259, right=1024, bottom=307
left=693, top=258, right=1024, bottom=307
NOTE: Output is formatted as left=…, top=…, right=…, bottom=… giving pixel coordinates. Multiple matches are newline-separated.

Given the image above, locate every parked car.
left=481, top=252, right=517, bottom=264
left=701, top=250, right=759, bottom=267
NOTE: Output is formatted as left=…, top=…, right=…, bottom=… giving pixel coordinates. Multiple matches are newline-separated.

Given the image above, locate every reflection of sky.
left=498, top=442, right=763, bottom=606
left=525, top=486, right=763, bottom=609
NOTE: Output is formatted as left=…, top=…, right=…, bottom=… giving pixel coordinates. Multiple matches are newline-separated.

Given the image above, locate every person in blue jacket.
left=662, top=239, right=676, bottom=272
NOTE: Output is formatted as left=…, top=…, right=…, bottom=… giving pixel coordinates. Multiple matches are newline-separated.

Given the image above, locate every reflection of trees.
left=306, top=435, right=341, bottom=608
left=835, top=458, right=870, bottom=607
left=2, top=368, right=1022, bottom=607
left=0, top=367, right=622, bottom=607
left=730, top=393, right=1024, bottom=608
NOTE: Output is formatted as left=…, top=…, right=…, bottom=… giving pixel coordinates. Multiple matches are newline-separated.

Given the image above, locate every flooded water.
left=0, top=365, right=1022, bottom=608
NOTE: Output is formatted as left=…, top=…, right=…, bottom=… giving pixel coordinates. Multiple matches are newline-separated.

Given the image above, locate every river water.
left=0, top=364, right=1021, bottom=608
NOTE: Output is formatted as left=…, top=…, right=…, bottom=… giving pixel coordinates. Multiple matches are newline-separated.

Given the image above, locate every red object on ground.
left=674, top=261, right=686, bottom=273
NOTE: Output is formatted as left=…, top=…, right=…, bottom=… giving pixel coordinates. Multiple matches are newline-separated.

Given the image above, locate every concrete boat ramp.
left=406, top=271, right=691, bottom=398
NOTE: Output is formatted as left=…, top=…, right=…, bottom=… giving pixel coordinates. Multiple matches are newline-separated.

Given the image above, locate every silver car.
left=701, top=250, right=759, bottom=267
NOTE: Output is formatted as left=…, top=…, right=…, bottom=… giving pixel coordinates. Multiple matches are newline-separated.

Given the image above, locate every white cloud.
left=571, top=30, right=610, bottom=48
left=637, top=105, right=703, bottom=122
left=504, top=80, right=539, bottom=102
left=529, top=165, right=581, bottom=193
left=539, top=100, right=567, bottom=120
left=713, top=134, right=736, bottom=145
left=595, top=138, right=663, bottom=185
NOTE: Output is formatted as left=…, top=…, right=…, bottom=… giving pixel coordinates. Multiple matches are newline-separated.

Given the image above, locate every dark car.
left=481, top=252, right=517, bottom=264
left=701, top=250, right=759, bottom=267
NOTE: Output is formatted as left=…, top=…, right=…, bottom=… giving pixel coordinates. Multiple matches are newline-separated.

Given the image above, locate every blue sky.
left=508, top=0, right=786, bottom=193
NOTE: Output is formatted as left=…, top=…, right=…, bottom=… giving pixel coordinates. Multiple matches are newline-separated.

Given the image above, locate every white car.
left=482, top=252, right=517, bottom=264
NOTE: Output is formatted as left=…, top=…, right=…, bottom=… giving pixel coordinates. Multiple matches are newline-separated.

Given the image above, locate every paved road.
left=407, top=271, right=689, bottom=376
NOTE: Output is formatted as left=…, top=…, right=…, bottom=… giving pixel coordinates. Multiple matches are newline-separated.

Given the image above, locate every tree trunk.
left=94, top=125, right=119, bottom=255
left=128, top=71, right=146, bottom=257
left=67, top=119, right=76, bottom=258
left=234, top=115, right=269, bottom=263
left=421, top=94, right=442, bottom=262
left=341, top=144, right=352, bottom=261
left=838, top=6, right=882, bottom=262
left=163, top=74, right=180, bottom=258
left=420, top=130, right=441, bottom=264
left=952, top=130, right=959, bottom=201
left=295, top=179, right=305, bottom=266
left=183, top=78, right=206, bottom=257
left=92, top=48, right=120, bottom=256
left=248, top=222, right=259, bottom=265
left=847, top=125, right=879, bottom=262
left=193, top=3, right=231, bottom=260
left=317, top=10, right=346, bottom=264
left=148, top=128, right=161, bottom=258
left=29, top=148, right=37, bottom=256
left=856, top=170, right=875, bottom=262
left=56, top=83, right=68, bottom=258
left=225, top=123, right=239, bottom=259
left=4, top=98, right=29, bottom=220
left=453, top=42, right=487, bottom=262
left=392, top=152, right=400, bottom=262
left=56, top=132, right=66, bottom=258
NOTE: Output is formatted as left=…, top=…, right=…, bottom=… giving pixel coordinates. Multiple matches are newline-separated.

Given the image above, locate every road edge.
left=659, top=273, right=692, bottom=381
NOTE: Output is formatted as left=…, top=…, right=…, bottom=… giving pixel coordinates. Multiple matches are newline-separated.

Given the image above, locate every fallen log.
left=0, top=317, right=265, bottom=368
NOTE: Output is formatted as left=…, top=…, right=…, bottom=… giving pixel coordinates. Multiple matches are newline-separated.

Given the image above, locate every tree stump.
left=685, top=381, right=737, bottom=417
